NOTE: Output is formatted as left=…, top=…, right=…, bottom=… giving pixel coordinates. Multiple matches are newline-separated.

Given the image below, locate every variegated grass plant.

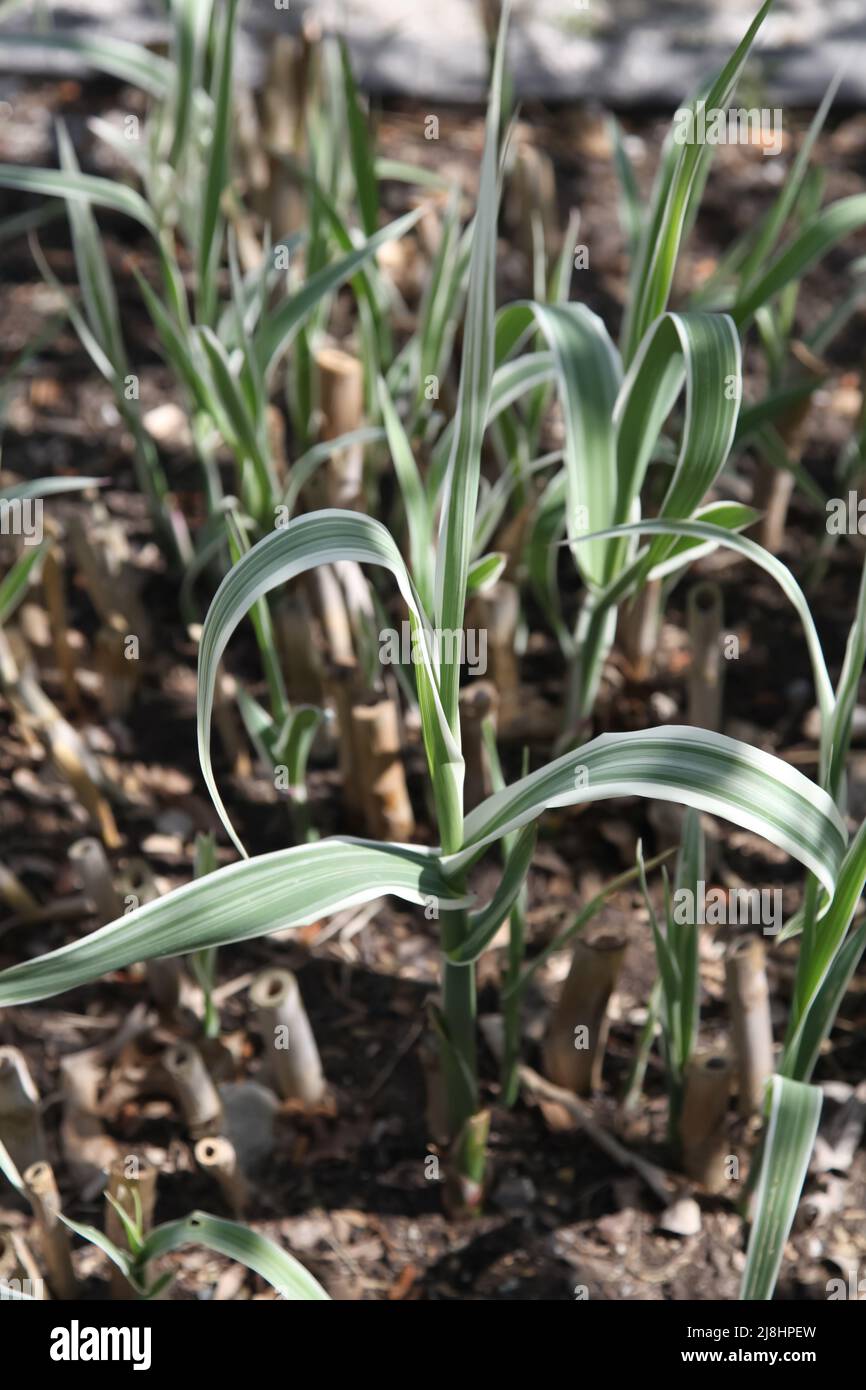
left=0, top=0, right=434, bottom=835
left=520, top=0, right=866, bottom=743
left=0, top=1134, right=327, bottom=1301
left=1, top=0, right=865, bottom=1298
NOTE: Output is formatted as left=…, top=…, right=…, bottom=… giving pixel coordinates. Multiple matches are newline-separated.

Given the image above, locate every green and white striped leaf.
left=449, top=824, right=536, bottom=964
left=196, top=325, right=275, bottom=506
left=255, top=207, right=424, bottom=377
left=340, top=40, right=379, bottom=238
left=784, top=915, right=866, bottom=1084
left=578, top=518, right=836, bottom=753
left=0, top=163, right=157, bottom=235
left=236, top=687, right=323, bottom=796
left=429, top=349, right=557, bottom=503
left=637, top=846, right=683, bottom=1075
left=733, top=195, right=866, bottom=329
left=735, top=69, right=843, bottom=296
left=197, top=511, right=461, bottom=856
left=281, top=427, right=386, bottom=516
left=495, top=306, right=739, bottom=594
left=448, top=726, right=847, bottom=897
left=645, top=501, right=759, bottom=582
left=621, top=0, right=774, bottom=361
left=412, top=189, right=469, bottom=407
left=613, top=311, right=741, bottom=580
left=0, top=477, right=105, bottom=502
left=378, top=375, right=434, bottom=612
left=58, top=1214, right=135, bottom=1280
left=526, top=468, right=571, bottom=653
left=169, top=0, right=215, bottom=166
left=609, top=115, right=644, bottom=264
left=466, top=551, right=506, bottom=594
left=740, top=1075, right=823, bottom=1301
left=198, top=0, right=239, bottom=319
left=781, top=815, right=866, bottom=1076
left=0, top=32, right=172, bottom=98
left=670, top=808, right=704, bottom=1071
left=0, top=840, right=468, bottom=1008
left=496, top=302, right=621, bottom=588
left=433, top=0, right=509, bottom=742
left=827, top=553, right=866, bottom=802
left=138, top=1212, right=330, bottom=1301
left=57, top=122, right=127, bottom=372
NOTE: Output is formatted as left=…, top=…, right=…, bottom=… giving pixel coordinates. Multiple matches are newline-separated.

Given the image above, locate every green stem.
left=227, top=522, right=290, bottom=724
left=289, top=785, right=317, bottom=846
left=560, top=587, right=619, bottom=746
left=436, top=786, right=478, bottom=1138
left=501, top=895, right=526, bottom=1106
left=480, top=717, right=527, bottom=1105
left=621, top=976, right=661, bottom=1112
left=441, top=934, right=478, bottom=1134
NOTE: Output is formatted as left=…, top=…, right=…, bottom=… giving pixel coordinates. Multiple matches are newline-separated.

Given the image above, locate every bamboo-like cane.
left=259, top=23, right=320, bottom=235
left=68, top=837, right=121, bottom=925
left=620, top=579, right=661, bottom=682
left=41, top=542, right=80, bottom=712
left=467, top=581, right=520, bottom=727
left=335, top=559, right=377, bottom=652
left=11, top=1229, right=44, bottom=1297
left=0, top=1047, right=46, bottom=1174
left=687, top=581, right=723, bottom=733
left=266, top=402, right=289, bottom=490
left=194, top=1136, right=249, bottom=1217
left=680, top=1050, right=733, bottom=1191
left=67, top=510, right=151, bottom=652
left=123, top=858, right=183, bottom=1016
left=0, top=629, right=120, bottom=846
left=94, top=615, right=138, bottom=718
left=214, top=670, right=252, bottom=779
left=249, top=968, right=325, bottom=1106
left=23, top=1160, right=77, bottom=1299
left=725, top=937, right=774, bottom=1118
left=51, top=726, right=121, bottom=849
left=753, top=463, right=795, bottom=556
left=325, top=659, right=363, bottom=823
left=376, top=234, right=423, bottom=301
left=147, top=957, right=183, bottom=1018
left=233, top=85, right=270, bottom=208
left=162, top=1044, right=223, bottom=1139
left=315, top=345, right=366, bottom=511
left=104, top=1155, right=157, bottom=1299
left=0, top=1228, right=43, bottom=1297
left=543, top=933, right=627, bottom=1095
left=18, top=600, right=51, bottom=652
left=274, top=591, right=324, bottom=704
left=59, top=1049, right=118, bottom=1192
left=0, top=864, right=40, bottom=921
left=507, top=132, right=560, bottom=264
left=751, top=347, right=823, bottom=554
left=350, top=699, right=415, bottom=842
left=314, top=566, right=356, bottom=667
left=0, top=1228, right=21, bottom=1290
left=459, top=681, right=498, bottom=812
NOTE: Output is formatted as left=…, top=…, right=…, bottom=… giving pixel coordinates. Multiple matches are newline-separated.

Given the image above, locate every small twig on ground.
left=365, top=1018, right=425, bottom=1100
left=518, top=1064, right=676, bottom=1205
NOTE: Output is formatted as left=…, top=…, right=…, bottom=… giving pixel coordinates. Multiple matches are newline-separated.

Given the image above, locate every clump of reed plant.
left=2, top=0, right=866, bottom=1300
